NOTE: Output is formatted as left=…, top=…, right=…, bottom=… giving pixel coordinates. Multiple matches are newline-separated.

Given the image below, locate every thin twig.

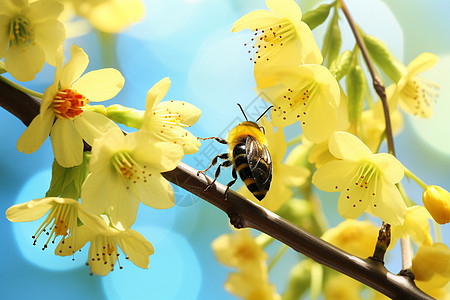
left=0, top=80, right=433, bottom=299
left=339, top=0, right=396, bottom=157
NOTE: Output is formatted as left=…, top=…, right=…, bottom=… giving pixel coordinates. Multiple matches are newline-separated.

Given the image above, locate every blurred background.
left=1, top=0, right=450, bottom=299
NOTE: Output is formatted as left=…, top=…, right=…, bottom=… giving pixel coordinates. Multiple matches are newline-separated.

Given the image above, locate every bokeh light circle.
left=102, top=226, right=202, bottom=300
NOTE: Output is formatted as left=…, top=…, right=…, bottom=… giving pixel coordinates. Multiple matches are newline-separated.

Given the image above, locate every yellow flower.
left=213, top=228, right=280, bottom=300
left=225, top=271, right=281, bottom=300
left=238, top=117, right=310, bottom=211
left=232, top=0, right=322, bottom=68
left=422, top=185, right=450, bottom=225
left=321, top=219, right=379, bottom=258
left=212, top=228, right=267, bottom=270
left=81, top=127, right=183, bottom=228
left=387, top=52, right=439, bottom=118
left=412, top=243, right=450, bottom=291
left=17, top=44, right=124, bottom=167
left=360, top=99, right=404, bottom=153
left=312, top=131, right=406, bottom=225
left=140, top=77, right=201, bottom=155
left=390, top=205, right=433, bottom=249
left=0, top=0, right=66, bottom=81
left=5, top=197, right=104, bottom=252
left=256, top=64, right=340, bottom=143
left=56, top=215, right=154, bottom=276
left=324, top=274, right=361, bottom=300
left=73, top=0, right=145, bottom=33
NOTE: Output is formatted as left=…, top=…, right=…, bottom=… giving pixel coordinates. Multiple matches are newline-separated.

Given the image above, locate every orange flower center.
left=53, top=89, right=89, bottom=119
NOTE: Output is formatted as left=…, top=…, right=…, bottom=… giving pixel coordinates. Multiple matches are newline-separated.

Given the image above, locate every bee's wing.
left=246, top=135, right=273, bottom=191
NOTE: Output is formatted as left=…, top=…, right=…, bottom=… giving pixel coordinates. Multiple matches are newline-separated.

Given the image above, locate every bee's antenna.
left=256, top=106, right=273, bottom=122
left=237, top=103, right=248, bottom=121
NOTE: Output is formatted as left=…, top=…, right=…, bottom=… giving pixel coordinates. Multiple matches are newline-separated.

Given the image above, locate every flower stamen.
left=53, top=89, right=89, bottom=119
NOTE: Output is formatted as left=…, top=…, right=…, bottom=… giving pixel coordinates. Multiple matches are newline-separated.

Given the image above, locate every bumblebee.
left=198, top=104, right=273, bottom=200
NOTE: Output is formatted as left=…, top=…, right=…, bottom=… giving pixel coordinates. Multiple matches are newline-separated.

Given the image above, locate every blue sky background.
left=1, top=0, right=450, bottom=299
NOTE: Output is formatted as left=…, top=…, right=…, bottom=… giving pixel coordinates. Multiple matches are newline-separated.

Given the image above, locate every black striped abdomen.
left=232, top=143, right=268, bottom=200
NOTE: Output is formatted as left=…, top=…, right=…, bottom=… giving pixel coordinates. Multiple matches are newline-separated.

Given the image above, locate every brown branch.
left=0, top=78, right=433, bottom=299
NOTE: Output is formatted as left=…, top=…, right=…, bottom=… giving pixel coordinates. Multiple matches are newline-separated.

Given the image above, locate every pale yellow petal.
left=87, top=0, right=145, bottom=33
left=73, top=110, right=120, bottom=146
left=50, top=118, right=83, bottom=168
left=405, top=206, right=433, bottom=246
left=138, top=175, right=175, bottom=209
left=131, top=133, right=183, bottom=171
left=88, top=126, right=125, bottom=173
left=81, top=171, right=112, bottom=215
left=60, top=44, right=88, bottom=89
left=337, top=185, right=370, bottom=220
left=406, top=52, right=438, bottom=77
left=368, top=178, right=406, bottom=225
left=116, top=229, right=154, bottom=268
left=372, top=153, right=404, bottom=183
left=55, top=224, right=93, bottom=256
left=17, top=107, right=54, bottom=154
left=27, top=0, right=64, bottom=22
left=109, top=179, right=140, bottom=228
left=312, top=160, right=359, bottom=192
left=5, top=43, right=45, bottom=81
left=278, top=164, right=309, bottom=186
left=145, top=77, right=171, bottom=113
left=329, top=131, right=372, bottom=160
left=156, top=101, right=201, bottom=127
left=0, top=15, right=10, bottom=59
left=302, top=91, right=337, bottom=143
left=232, top=10, right=282, bottom=32
left=34, top=19, right=65, bottom=66
left=72, top=68, right=125, bottom=102
left=5, top=197, right=54, bottom=222
left=266, top=0, right=302, bottom=20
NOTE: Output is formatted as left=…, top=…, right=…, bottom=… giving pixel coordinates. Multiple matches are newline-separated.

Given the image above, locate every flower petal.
left=155, top=101, right=201, bottom=127
left=0, top=15, right=10, bottom=59
left=368, top=177, right=406, bottom=225
left=87, top=0, right=145, bottom=33
left=50, top=118, right=83, bottom=168
left=55, top=224, right=92, bottom=256
left=138, top=175, right=175, bottom=209
left=337, top=183, right=370, bottom=220
left=5, top=43, right=45, bottom=81
left=312, top=160, right=359, bottom=192
left=33, top=19, right=66, bottom=66
left=27, top=0, right=64, bottom=22
left=74, top=110, right=120, bottom=146
left=232, top=10, right=282, bottom=32
left=60, top=45, right=88, bottom=89
left=72, top=68, right=125, bottom=102
left=278, top=164, right=309, bottom=186
left=81, top=171, right=112, bottom=215
left=5, top=197, right=54, bottom=222
left=406, top=52, right=438, bottom=77
left=116, top=229, right=154, bottom=269
left=17, top=107, right=54, bottom=154
left=131, top=133, right=183, bottom=171
left=372, top=153, right=404, bottom=183
left=143, top=77, right=171, bottom=124
left=109, top=179, right=140, bottom=228
left=329, top=131, right=372, bottom=161
left=266, top=0, right=302, bottom=22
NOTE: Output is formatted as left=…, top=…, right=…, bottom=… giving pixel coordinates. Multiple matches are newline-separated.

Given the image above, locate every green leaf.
left=346, top=64, right=365, bottom=124
left=321, top=12, right=341, bottom=67
left=46, top=153, right=90, bottom=199
left=302, top=3, right=334, bottom=30
left=363, top=34, right=406, bottom=83
left=329, top=50, right=353, bottom=81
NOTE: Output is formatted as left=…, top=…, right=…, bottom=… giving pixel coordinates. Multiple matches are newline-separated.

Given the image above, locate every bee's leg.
left=204, top=160, right=232, bottom=192
left=197, top=137, right=228, bottom=145
left=224, top=166, right=238, bottom=201
left=197, top=153, right=229, bottom=175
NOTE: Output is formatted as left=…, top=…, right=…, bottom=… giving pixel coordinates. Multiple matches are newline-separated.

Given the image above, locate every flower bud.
left=422, top=185, right=450, bottom=224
